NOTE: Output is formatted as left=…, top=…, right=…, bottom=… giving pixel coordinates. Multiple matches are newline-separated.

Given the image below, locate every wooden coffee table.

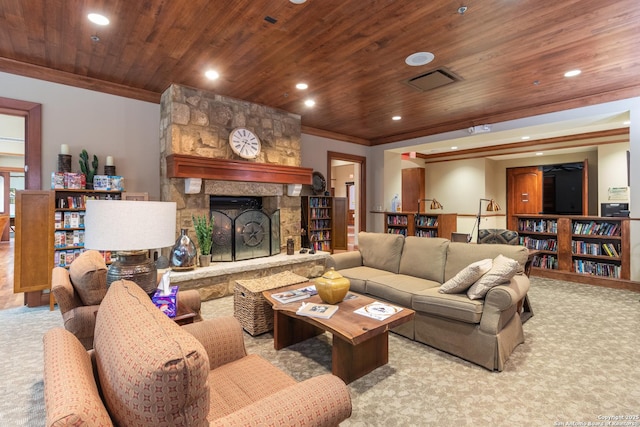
left=263, top=283, right=414, bottom=384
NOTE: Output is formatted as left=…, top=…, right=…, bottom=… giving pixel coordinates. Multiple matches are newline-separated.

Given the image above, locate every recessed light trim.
left=521, top=136, right=530, bottom=140
left=205, top=70, right=219, bottom=80
left=290, top=0, right=307, bottom=3
left=88, top=13, right=109, bottom=26
left=451, top=146, right=458, bottom=150
left=564, top=69, right=581, bottom=77
left=536, top=152, right=544, bottom=156
left=623, top=120, right=630, bottom=125
left=405, top=52, right=435, bottom=67
left=296, top=83, right=308, bottom=90
left=304, top=99, right=315, bottom=107
left=392, top=116, right=401, bottom=121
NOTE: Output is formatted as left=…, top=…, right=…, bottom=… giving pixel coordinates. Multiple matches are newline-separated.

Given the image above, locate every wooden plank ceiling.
left=0, top=0, right=639, bottom=146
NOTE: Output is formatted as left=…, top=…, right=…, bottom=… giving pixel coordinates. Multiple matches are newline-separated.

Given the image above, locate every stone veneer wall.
left=159, top=84, right=304, bottom=253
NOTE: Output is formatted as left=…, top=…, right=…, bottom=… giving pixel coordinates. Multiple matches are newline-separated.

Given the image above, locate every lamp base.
left=107, top=250, right=157, bottom=295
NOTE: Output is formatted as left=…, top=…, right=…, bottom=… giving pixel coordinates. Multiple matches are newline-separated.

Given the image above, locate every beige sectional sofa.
left=327, top=232, right=530, bottom=371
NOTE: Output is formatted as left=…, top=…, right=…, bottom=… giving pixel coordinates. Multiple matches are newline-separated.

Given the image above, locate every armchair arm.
left=43, top=328, right=112, bottom=427
left=327, top=251, right=363, bottom=271
left=51, top=267, right=83, bottom=314
left=178, top=289, right=202, bottom=322
left=61, top=305, right=99, bottom=350
left=182, top=317, right=247, bottom=369
left=480, top=274, right=530, bottom=334
left=210, top=374, right=352, bottom=427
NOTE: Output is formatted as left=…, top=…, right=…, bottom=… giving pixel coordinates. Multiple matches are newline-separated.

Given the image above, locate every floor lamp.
left=469, top=198, right=501, bottom=242
left=84, top=200, right=177, bottom=295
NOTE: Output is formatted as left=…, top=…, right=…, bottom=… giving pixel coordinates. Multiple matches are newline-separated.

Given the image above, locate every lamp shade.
left=84, top=200, right=177, bottom=251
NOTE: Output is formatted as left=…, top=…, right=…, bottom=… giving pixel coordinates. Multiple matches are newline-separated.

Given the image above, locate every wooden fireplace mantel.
left=166, top=154, right=312, bottom=185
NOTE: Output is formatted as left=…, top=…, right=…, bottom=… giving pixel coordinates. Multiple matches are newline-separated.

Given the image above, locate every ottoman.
left=234, top=271, right=308, bottom=335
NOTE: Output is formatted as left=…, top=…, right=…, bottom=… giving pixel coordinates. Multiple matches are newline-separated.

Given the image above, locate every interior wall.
left=0, top=72, right=161, bottom=198
left=598, top=142, right=630, bottom=212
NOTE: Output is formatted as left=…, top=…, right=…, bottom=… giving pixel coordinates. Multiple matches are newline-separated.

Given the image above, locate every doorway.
left=0, top=97, right=42, bottom=310
left=327, top=151, right=366, bottom=251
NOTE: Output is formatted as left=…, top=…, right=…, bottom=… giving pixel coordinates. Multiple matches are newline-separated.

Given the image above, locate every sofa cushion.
left=399, top=236, right=449, bottom=283
left=439, top=258, right=493, bottom=294
left=412, top=288, right=484, bottom=323
left=337, top=266, right=393, bottom=293
left=444, top=242, right=528, bottom=282
left=94, top=280, right=210, bottom=426
left=366, top=274, right=439, bottom=308
left=358, top=232, right=405, bottom=274
left=68, top=250, right=107, bottom=306
left=467, top=254, right=520, bottom=300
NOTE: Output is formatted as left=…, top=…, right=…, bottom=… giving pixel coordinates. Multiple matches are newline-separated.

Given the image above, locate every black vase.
left=170, top=229, right=197, bottom=270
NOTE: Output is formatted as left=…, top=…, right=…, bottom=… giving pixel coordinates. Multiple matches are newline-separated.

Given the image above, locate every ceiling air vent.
left=404, top=68, right=461, bottom=91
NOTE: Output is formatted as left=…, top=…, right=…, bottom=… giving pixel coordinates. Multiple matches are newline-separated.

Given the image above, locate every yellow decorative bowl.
left=314, top=268, right=350, bottom=304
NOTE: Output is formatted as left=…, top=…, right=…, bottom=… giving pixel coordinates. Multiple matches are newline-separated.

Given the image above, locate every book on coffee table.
left=296, top=302, right=338, bottom=319
left=271, top=285, right=317, bottom=304
left=354, top=302, right=403, bottom=321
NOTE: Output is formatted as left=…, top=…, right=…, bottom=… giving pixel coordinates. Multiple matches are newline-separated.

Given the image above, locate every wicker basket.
left=234, top=271, right=308, bottom=336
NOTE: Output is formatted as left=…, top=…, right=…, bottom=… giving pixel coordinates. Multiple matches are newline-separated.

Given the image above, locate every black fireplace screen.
left=210, top=206, right=280, bottom=262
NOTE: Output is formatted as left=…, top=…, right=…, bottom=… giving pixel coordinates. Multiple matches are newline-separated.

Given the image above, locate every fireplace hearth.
left=210, top=196, right=281, bottom=262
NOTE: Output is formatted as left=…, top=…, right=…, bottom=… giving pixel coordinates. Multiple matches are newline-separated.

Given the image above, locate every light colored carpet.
left=1, top=277, right=639, bottom=426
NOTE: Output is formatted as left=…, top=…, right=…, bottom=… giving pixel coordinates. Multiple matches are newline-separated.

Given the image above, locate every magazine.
left=296, top=302, right=338, bottom=319
left=271, top=285, right=318, bottom=304
left=354, top=302, right=403, bottom=321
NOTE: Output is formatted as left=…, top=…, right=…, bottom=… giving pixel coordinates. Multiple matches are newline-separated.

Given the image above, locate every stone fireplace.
left=159, top=84, right=311, bottom=258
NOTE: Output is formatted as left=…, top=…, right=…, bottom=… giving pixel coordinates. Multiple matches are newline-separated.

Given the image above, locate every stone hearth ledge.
left=161, top=251, right=330, bottom=302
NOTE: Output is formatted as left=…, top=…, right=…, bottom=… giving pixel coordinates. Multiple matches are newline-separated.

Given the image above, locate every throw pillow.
left=68, top=250, right=108, bottom=306
left=467, top=254, right=520, bottom=300
left=439, top=258, right=493, bottom=294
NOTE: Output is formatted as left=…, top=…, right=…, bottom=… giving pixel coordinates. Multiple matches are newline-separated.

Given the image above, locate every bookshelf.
left=384, top=212, right=457, bottom=239
left=15, top=189, right=122, bottom=307
left=301, top=196, right=345, bottom=253
left=515, top=214, right=634, bottom=291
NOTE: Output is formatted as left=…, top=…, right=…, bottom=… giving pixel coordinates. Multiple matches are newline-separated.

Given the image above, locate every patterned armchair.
left=51, top=250, right=201, bottom=350
left=44, top=280, right=352, bottom=426
left=477, top=228, right=519, bottom=245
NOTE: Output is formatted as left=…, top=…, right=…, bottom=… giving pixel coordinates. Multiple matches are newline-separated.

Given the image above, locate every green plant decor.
left=192, top=214, right=214, bottom=256
left=79, top=149, right=99, bottom=186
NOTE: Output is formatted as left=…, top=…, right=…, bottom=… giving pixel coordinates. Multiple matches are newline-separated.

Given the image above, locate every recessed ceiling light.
left=564, top=69, right=581, bottom=77
left=296, top=83, right=308, bottom=90
left=392, top=116, right=401, bottom=121
left=405, top=52, right=435, bottom=67
left=205, top=70, right=219, bottom=80
left=290, top=0, right=307, bottom=4
left=304, top=99, right=315, bottom=107
left=623, top=120, right=630, bottom=125
left=521, top=136, right=530, bottom=140
left=88, top=13, right=109, bottom=26
left=536, top=152, right=544, bottom=156
left=451, top=146, right=458, bottom=150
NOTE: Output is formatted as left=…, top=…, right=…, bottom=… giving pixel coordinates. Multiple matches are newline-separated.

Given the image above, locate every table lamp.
left=84, top=200, right=177, bottom=294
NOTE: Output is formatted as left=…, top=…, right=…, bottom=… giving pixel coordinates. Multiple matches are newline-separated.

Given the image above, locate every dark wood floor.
left=0, top=238, right=23, bottom=310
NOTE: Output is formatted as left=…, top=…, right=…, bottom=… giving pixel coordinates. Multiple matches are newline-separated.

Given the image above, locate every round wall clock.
left=229, top=128, right=261, bottom=159
left=311, top=171, right=327, bottom=195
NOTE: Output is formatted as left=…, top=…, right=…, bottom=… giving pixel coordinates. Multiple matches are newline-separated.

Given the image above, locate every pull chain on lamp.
left=469, top=198, right=501, bottom=242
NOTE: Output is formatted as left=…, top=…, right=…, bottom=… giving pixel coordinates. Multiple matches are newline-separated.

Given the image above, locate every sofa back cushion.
left=94, top=280, right=210, bottom=427
left=444, top=242, right=528, bottom=283
left=399, top=236, right=449, bottom=283
left=68, top=250, right=107, bottom=306
left=358, top=232, right=405, bottom=273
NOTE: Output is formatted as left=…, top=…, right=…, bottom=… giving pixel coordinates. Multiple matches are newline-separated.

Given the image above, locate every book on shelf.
left=354, top=301, right=403, bottom=321
left=271, top=285, right=318, bottom=304
left=296, top=302, right=338, bottom=319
